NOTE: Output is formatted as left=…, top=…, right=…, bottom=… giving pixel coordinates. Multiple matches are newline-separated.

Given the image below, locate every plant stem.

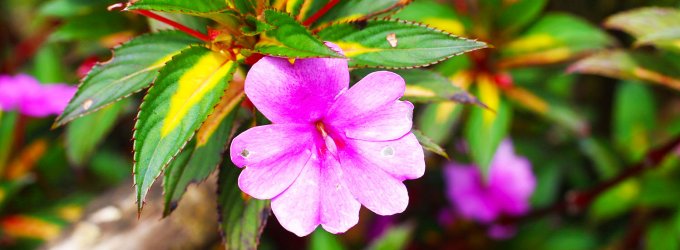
left=302, top=0, right=340, bottom=26
left=133, top=10, right=211, bottom=42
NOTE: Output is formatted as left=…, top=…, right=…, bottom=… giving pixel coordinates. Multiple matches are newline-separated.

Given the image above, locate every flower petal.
left=338, top=145, right=410, bottom=215
left=489, top=140, right=535, bottom=215
left=326, top=71, right=411, bottom=141
left=231, top=124, right=315, bottom=199
left=271, top=155, right=321, bottom=237
left=245, top=55, right=349, bottom=124
left=345, top=133, right=425, bottom=180
left=319, top=155, right=360, bottom=234
left=444, top=165, right=499, bottom=222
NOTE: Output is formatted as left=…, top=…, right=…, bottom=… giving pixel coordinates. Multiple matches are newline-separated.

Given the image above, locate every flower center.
left=314, top=120, right=345, bottom=157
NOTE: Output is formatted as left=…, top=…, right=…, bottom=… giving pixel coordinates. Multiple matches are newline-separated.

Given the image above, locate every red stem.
left=133, top=10, right=211, bottom=42
left=302, top=0, right=340, bottom=26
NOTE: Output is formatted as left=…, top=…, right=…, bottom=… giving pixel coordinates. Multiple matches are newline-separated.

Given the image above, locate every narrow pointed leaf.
left=318, top=19, right=487, bottom=68
left=499, top=14, right=613, bottom=68
left=127, top=0, right=231, bottom=13
left=613, top=81, right=656, bottom=162
left=0, top=111, right=17, bottom=173
left=55, top=31, right=200, bottom=127
left=163, top=79, right=245, bottom=216
left=314, top=0, right=413, bottom=28
left=218, top=161, right=270, bottom=250
left=464, top=75, right=512, bottom=175
left=254, top=10, right=341, bottom=58
left=134, top=46, right=237, bottom=211
left=392, top=0, right=470, bottom=35
left=568, top=50, right=680, bottom=91
left=605, top=7, right=680, bottom=53
left=413, top=130, right=448, bottom=159
left=65, top=100, right=127, bottom=166
left=367, top=223, right=415, bottom=250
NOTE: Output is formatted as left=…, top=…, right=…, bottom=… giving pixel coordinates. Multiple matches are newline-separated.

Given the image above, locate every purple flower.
left=229, top=43, right=425, bottom=236
left=0, top=74, right=76, bottom=117
left=444, top=139, right=535, bottom=237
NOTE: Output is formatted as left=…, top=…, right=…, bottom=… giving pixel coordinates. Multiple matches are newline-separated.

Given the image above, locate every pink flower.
left=444, top=139, right=535, bottom=238
left=0, top=74, right=76, bottom=117
left=229, top=43, right=425, bottom=236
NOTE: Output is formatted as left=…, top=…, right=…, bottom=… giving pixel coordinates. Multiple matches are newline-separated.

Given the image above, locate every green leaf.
left=568, top=50, right=680, bottom=91
left=0, top=111, right=17, bottom=173
left=496, top=0, right=547, bottom=35
left=255, top=10, right=341, bottom=58
left=134, top=46, right=237, bottom=211
left=605, top=7, right=680, bottom=53
left=367, top=223, right=414, bottom=250
left=242, top=15, right=275, bottom=35
left=413, top=130, right=448, bottom=159
left=283, top=0, right=330, bottom=22
left=39, top=0, right=115, bottom=17
left=613, top=81, right=656, bottom=162
left=392, top=0, right=470, bottom=35
left=499, top=13, right=613, bottom=68
left=55, top=31, right=200, bottom=127
left=65, top=100, right=127, bottom=166
left=163, top=81, right=244, bottom=216
left=314, top=0, right=413, bottom=27
left=309, top=228, right=346, bottom=250
left=317, top=19, right=487, bottom=68
left=589, top=179, right=639, bottom=221
left=228, top=0, right=260, bottom=15
left=646, top=221, right=680, bottom=250
left=218, top=162, right=270, bottom=250
left=50, top=11, right=130, bottom=41
left=127, top=0, right=231, bottom=14
left=417, top=102, right=463, bottom=145
left=464, top=77, right=512, bottom=174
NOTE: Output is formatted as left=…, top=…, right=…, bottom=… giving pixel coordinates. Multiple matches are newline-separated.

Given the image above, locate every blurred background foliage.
left=1, top=0, right=680, bottom=249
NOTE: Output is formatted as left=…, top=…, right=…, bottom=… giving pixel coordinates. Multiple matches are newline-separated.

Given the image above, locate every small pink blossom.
left=0, top=74, right=76, bottom=117
left=230, top=43, right=425, bottom=236
left=444, top=139, right=535, bottom=238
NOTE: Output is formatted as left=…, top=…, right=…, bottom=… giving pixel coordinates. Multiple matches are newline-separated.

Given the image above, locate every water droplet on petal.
left=381, top=146, right=395, bottom=158
left=335, top=184, right=341, bottom=190
left=241, top=149, right=250, bottom=158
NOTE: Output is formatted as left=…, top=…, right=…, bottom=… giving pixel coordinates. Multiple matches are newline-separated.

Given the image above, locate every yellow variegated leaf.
left=134, top=46, right=237, bottom=212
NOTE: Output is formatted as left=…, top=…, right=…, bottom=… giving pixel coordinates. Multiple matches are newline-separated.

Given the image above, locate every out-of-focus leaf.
left=605, top=7, right=680, bottom=53
left=638, top=174, right=680, bottom=208
left=32, top=44, right=66, bottom=83
left=127, top=0, right=231, bottom=14
left=413, top=130, right=448, bottom=159
left=542, top=227, right=597, bottom=250
left=530, top=162, right=560, bottom=207
left=613, top=81, right=656, bottom=162
left=149, top=12, right=211, bottom=33
left=367, top=223, right=414, bottom=250
left=65, top=100, right=127, bottom=166
left=90, top=150, right=131, bottom=185
left=392, top=0, right=470, bottom=35
left=579, top=138, right=620, bottom=178
left=284, top=0, right=329, bottom=23
left=50, top=11, right=129, bottom=41
left=499, top=13, right=613, bottom=68
left=589, top=180, right=639, bottom=221
left=228, top=0, right=260, bottom=15
left=318, top=19, right=487, bottom=68
left=134, top=46, right=236, bottom=211
left=464, top=75, right=511, bottom=174
left=0, top=178, right=33, bottom=211
left=314, top=0, right=413, bottom=28
left=254, top=10, right=341, bottom=58
left=0, top=111, right=17, bottom=173
left=505, top=87, right=589, bottom=136
left=415, top=71, right=471, bottom=144
left=163, top=79, right=244, bottom=216
left=0, top=214, right=65, bottom=241
left=309, top=228, right=345, bottom=250
left=496, top=0, right=547, bottom=35
left=568, top=50, right=680, bottom=91
left=5, top=140, right=47, bottom=180
left=55, top=31, right=200, bottom=127
left=646, top=221, right=679, bottom=250
left=352, top=68, right=483, bottom=106
left=39, top=0, right=115, bottom=17
left=218, top=162, right=270, bottom=250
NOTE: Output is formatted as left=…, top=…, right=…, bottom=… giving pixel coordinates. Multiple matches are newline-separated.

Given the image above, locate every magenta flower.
left=229, top=44, right=425, bottom=236
left=444, top=139, right=535, bottom=224
left=0, top=74, right=76, bottom=117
